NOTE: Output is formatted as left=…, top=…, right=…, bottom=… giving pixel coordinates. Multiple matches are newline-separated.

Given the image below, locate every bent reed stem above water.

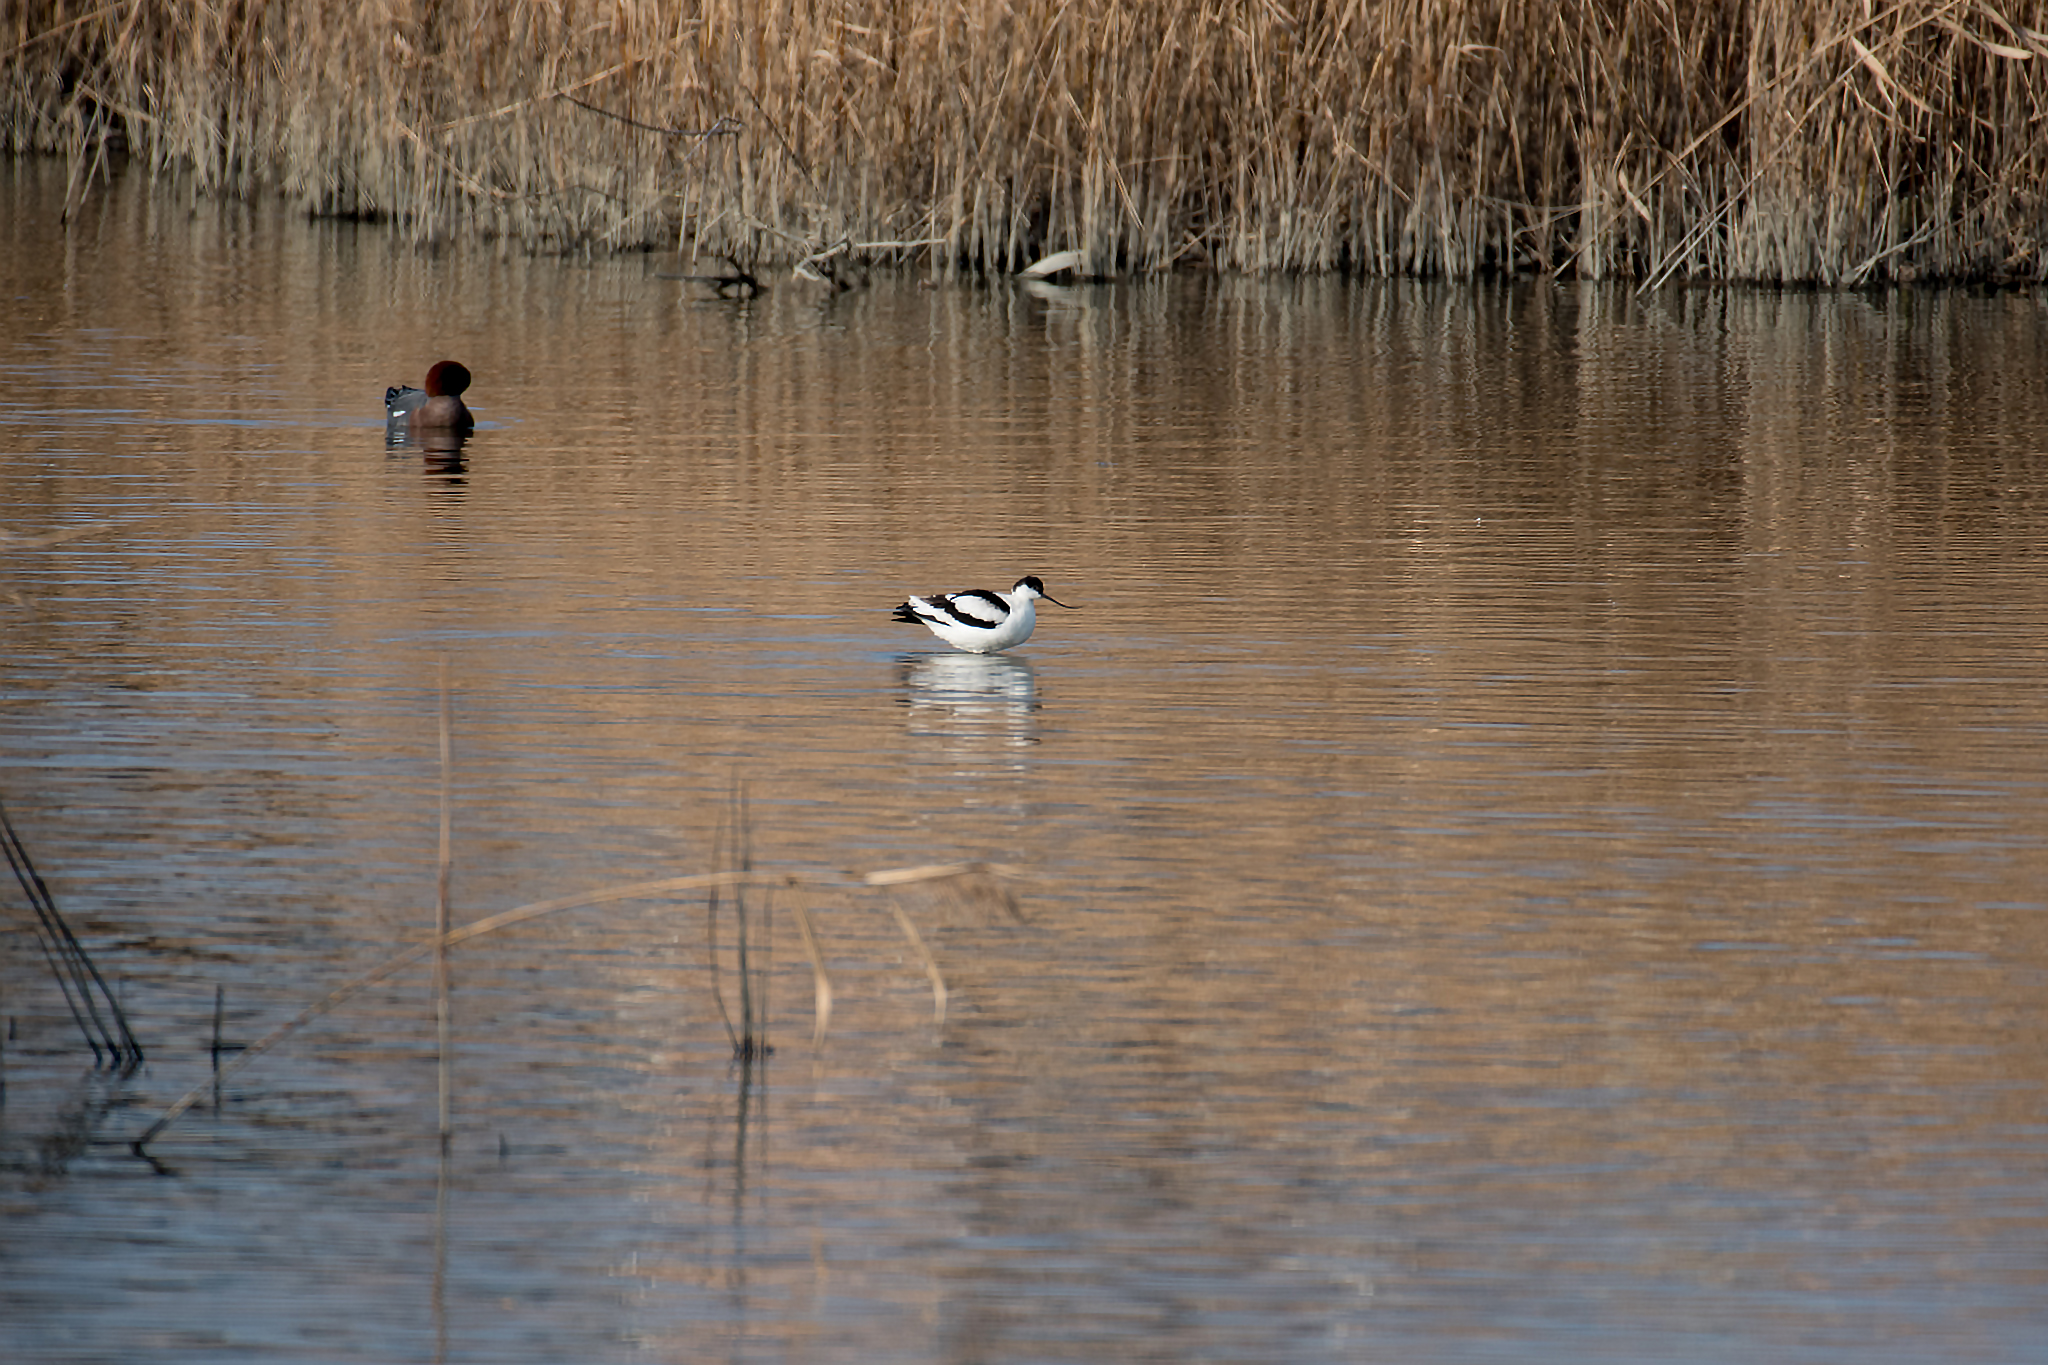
left=6, top=0, right=2045, bottom=282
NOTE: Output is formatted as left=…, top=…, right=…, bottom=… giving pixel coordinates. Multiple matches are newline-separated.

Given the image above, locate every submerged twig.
left=659, top=255, right=763, bottom=297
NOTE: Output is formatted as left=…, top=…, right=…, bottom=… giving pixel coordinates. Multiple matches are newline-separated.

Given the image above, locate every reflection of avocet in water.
left=899, top=651, right=1040, bottom=750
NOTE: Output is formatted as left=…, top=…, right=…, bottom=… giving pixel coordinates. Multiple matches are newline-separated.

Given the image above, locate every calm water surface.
left=3, top=159, right=2047, bottom=1363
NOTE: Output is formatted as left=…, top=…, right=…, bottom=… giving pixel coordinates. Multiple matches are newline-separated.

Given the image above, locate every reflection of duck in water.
left=891, top=575, right=1074, bottom=653
left=385, top=361, right=475, bottom=443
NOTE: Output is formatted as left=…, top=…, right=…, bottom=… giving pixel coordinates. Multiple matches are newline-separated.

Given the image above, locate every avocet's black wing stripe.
left=934, top=590, right=1011, bottom=627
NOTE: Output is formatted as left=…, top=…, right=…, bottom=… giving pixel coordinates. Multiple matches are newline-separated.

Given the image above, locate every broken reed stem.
left=5, top=0, right=2043, bottom=281
left=729, top=876, right=754, bottom=1057
left=705, top=875, right=737, bottom=1055
left=743, top=888, right=771, bottom=1058
left=730, top=782, right=762, bottom=1059
left=710, top=777, right=773, bottom=1061
left=704, top=790, right=738, bottom=1054
left=790, top=904, right=833, bottom=1047
left=888, top=901, right=948, bottom=1030
left=130, top=860, right=1011, bottom=1154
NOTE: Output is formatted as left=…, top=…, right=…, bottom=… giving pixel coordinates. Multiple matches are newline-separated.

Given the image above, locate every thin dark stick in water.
left=435, top=660, right=454, bottom=1152
left=211, top=984, right=225, bottom=1112
left=731, top=781, right=766, bottom=1059
left=0, top=796, right=142, bottom=1068
left=705, top=807, right=737, bottom=1053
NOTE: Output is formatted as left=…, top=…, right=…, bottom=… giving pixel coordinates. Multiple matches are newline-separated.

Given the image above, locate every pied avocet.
left=891, top=575, right=1074, bottom=654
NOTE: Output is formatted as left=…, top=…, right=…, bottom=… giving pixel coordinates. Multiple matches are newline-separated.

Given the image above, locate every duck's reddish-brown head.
left=423, top=360, right=472, bottom=398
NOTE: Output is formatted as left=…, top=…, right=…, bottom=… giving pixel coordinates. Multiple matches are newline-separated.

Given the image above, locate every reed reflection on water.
left=2, top=160, right=2047, bottom=1364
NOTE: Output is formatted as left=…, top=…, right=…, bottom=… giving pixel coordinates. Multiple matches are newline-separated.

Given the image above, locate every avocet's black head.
left=1015, top=575, right=1074, bottom=608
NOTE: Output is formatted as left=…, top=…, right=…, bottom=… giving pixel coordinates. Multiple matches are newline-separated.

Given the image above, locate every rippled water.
left=4, top=157, right=2047, bottom=1363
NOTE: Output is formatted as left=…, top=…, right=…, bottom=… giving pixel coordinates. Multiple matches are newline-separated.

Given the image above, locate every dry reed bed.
left=5, top=0, right=2046, bottom=281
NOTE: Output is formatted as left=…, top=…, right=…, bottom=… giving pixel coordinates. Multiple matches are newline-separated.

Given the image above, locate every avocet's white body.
left=891, top=575, right=1073, bottom=653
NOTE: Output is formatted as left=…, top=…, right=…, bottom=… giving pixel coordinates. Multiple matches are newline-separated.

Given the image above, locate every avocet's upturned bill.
left=891, top=575, right=1074, bottom=654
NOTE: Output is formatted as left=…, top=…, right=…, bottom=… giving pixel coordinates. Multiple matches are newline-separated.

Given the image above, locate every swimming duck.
left=385, top=360, right=475, bottom=438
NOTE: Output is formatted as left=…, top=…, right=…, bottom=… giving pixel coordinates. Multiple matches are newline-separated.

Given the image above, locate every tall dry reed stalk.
left=6, top=1, right=2044, bottom=281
